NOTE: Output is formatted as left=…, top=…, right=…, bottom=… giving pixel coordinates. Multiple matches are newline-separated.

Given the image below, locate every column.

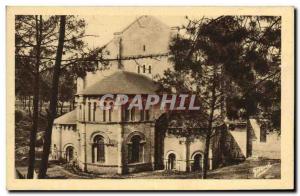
left=82, top=124, right=87, bottom=172
left=117, top=103, right=124, bottom=174
left=77, top=96, right=83, bottom=121
left=57, top=125, right=62, bottom=159
left=91, top=101, right=95, bottom=122
left=82, top=98, right=86, bottom=122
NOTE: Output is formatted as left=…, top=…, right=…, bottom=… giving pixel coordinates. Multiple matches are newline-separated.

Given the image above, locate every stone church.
left=51, top=16, right=280, bottom=174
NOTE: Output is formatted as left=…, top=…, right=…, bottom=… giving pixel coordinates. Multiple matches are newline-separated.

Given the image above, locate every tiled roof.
left=78, top=71, right=160, bottom=95
left=54, top=110, right=76, bottom=125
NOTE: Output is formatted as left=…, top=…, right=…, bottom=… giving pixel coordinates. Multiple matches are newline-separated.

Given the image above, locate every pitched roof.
left=54, top=110, right=76, bottom=125
left=78, top=71, right=160, bottom=95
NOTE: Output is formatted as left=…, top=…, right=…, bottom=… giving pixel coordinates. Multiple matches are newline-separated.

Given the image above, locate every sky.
left=82, top=15, right=188, bottom=48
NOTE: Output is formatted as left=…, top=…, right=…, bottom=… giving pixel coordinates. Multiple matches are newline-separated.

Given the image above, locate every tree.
left=58, top=71, right=76, bottom=114
left=159, top=15, right=281, bottom=178
left=37, top=17, right=107, bottom=178
left=16, top=15, right=45, bottom=178
left=224, top=16, right=281, bottom=128
left=38, top=15, right=66, bottom=178
left=16, top=15, right=97, bottom=178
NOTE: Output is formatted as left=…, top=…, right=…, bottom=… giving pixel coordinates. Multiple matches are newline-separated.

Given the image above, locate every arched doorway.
left=65, top=146, right=74, bottom=162
left=168, top=153, right=176, bottom=170
left=192, top=153, right=202, bottom=171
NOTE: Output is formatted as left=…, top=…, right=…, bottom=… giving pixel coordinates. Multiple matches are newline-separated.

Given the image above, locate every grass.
left=207, top=159, right=281, bottom=179
left=16, top=159, right=280, bottom=179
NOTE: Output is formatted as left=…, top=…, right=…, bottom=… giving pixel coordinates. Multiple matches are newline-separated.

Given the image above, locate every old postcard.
left=7, top=6, right=294, bottom=190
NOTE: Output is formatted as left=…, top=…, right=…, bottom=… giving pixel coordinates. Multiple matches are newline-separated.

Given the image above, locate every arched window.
left=192, top=153, right=202, bottom=171
left=92, top=135, right=105, bottom=163
left=167, top=153, right=176, bottom=170
left=140, top=109, right=145, bottom=121
left=143, top=65, right=146, bottom=73
left=128, top=135, right=143, bottom=163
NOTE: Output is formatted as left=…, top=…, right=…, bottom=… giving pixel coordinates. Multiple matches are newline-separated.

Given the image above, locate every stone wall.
left=51, top=124, right=78, bottom=161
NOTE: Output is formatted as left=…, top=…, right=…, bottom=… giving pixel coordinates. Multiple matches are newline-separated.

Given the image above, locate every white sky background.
left=83, top=15, right=188, bottom=48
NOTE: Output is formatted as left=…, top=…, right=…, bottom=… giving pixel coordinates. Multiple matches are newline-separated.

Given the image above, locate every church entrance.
left=192, top=153, right=202, bottom=171
left=167, top=153, right=176, bottom=170
left=65, top=146, right=74, bottom=162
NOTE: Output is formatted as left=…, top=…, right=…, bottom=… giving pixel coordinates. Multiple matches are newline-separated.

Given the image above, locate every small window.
left=130, top=108, right=135, bottom=121
left=143, top=65, right=146, bottom=73
left=148, top=65, right=152, bottom=74
left=108, top=107, right=112, bottom=122
left=140, top=109, right=145, bottom=121
left=103, top=102, right=106, bottom=122
left=138, top=66, right=141, bottom=73
left=88, top=103, right=91, bottom=121
left=145, top=110, right=150, bottom=120
left=143, top=45, right=146, bottom=52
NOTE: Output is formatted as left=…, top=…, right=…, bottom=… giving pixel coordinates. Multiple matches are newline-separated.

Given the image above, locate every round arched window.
left=92, top=135, right=105, bottom=163
left=128, top=135, right=144, bottom=163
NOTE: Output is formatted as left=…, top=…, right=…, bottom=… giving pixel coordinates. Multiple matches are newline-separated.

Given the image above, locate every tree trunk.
left=202, top=65, right=218, bottom=179
left=39, top=100, right=43, bottom=114
left=202, top=108, right=215, bottom=179
left=202, top=130, right=211, bottom=179
left=27, top=15, right=42, bottom=179
left=28, top=96, right=32, bottom=117
left=38, top=16, right=66, bottom=178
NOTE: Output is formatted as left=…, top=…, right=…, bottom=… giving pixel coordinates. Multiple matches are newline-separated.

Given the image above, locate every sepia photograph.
left=6, top=6, right=294, bottom=190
